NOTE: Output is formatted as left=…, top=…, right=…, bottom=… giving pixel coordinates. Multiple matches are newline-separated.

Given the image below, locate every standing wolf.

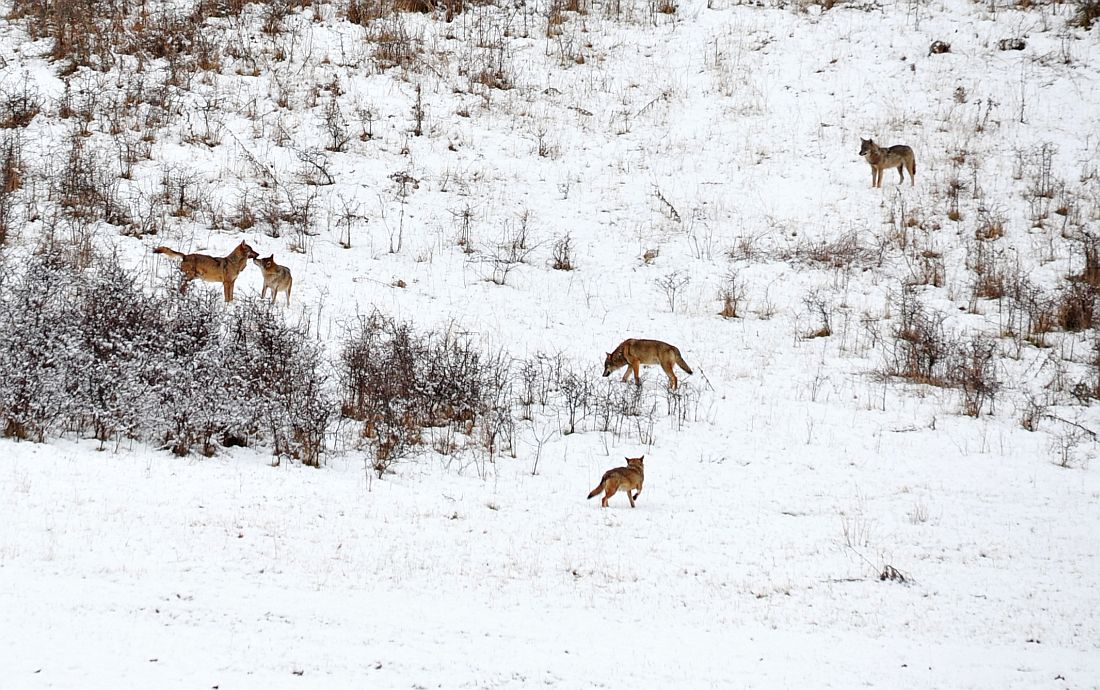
left=587, top=456, right=645, bottom=508
left=253, top=254, right=293, bottom=306
left=859, top=138, right=916, bottom=187
left=603, top=338, right=693, bottom=390
left=153, top=240, right=258, bottom=302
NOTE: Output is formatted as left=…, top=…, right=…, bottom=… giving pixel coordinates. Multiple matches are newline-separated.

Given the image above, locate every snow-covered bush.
left=0, top=250, right=82, bottom=441
left=68, top=253, right=171, bottom=444
left=222, top=298, right=333, bottom=466
left=0, top=250, right=331, bottom=462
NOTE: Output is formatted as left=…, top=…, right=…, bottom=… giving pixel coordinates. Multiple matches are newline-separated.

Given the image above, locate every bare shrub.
left=1075, top=233, right=1100, bottom=286
left=1055, top=282, right=1097, bottom=332
left=550, top=233, right=575, bottom=270
left=655, top=270, right=690, bottom=313
left=718, top=269, right=745, bottom=318
left=482, top=213, right=538, bottom=285
left=0, top=133, right=23, bottom=245
left=322, top=97, right=352, bottom=152
left=160, top=165, right=206, bottom=219
left=946, top=173, right=964, bottom=222
left=787, top=230, right=878, bottom=271
left=590, top=380, right=642, bottom=434
left=883, top=292, right=999, bottom=415
left=1070, top=0, right=1100, bottom=29
left=802, top=288, right=832, bottom=338
left=53, top=132, right=129, bottom=226
left=1015, top=143, right=1058, bottom=226
left=10, top=0, right=114, bottom=69
left=556, top=365, right=592, bottom=435
left=966, top=240, right=1010, bottom=300
left=1020, top=288, right=1057, bottom=347
left=1020, top=395, right=1044, bottom=432
left=906, top=250, right=945, bottom=288
left=0, top=76, right=43, bottom=129
left=974, top=210, right=1005, bottom=241
left=411, top=83, right=425, bottom=137
left=517, top=353, right=558, bottom=419
left=261, top=0, right=295, bottom=36
left=888, top=291, right=950, bottom=386
left=950, top=335, right=998, bottom=417
left=194, top=0, right=249, bottom=19
left=148, top=288, right=331, bottom=461
left=1089, top=333, right=1100, bottom=399
left=339, top=312, right=510, bottom=477
left=366, top=16, right=423, bottom=71
left=345, top=0, right=389, bottom=25
left=126, top=9, right=206, bottom=83
left=297, top=148, right=336, bottom=186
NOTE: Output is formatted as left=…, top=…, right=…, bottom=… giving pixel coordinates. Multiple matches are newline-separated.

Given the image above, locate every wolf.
left=603, top=338, right=693, bottom=390
left=859, top=138, right=916, bottom=188
left=253, top=254, right=293, bottom=306
left=153, top=240, right=258, bottom=302
left=587, top=456, right=645, bottom=508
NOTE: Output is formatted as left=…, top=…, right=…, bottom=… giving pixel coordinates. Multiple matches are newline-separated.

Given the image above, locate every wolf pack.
left=152, top=138, right=915, bottom=508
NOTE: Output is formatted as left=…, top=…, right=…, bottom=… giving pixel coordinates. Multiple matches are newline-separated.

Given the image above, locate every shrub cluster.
left=338, top=311, right=514, bottom=476
left=0, top=251, right=689, bottom=469
left=0, top=249, right=330, bottom=463
left=884, top=292, right=999, bottom=417
left=337, top=313, right=694, bottom=475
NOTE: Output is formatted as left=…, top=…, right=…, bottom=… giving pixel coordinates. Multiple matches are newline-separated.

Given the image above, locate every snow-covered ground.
left=2, top=0, right=1099, bottom=687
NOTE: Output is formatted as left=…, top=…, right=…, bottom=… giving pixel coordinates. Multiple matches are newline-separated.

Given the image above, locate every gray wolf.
left=153, top=240, right=258, bottom=302
left=603, top=338, right=693, bottom=389
left=859, top=138, right=916, bottom=187
left=253, top=254, right=293, bottom=306
left=587, top=456, right=645, bottom=508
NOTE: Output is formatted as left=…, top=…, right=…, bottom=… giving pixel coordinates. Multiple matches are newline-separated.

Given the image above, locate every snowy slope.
left=2, top=0, right=1100, bottom=687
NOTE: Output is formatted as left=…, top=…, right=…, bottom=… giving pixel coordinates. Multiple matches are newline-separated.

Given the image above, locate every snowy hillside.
left=1, top=0, right=1099, bottom=687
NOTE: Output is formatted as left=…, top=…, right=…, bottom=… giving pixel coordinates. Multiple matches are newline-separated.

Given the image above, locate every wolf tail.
left=153, top=246, right=185, bottom=260
left=587, top=482, right=604, bottom=500
left=676, top=353, right=693, bottom=375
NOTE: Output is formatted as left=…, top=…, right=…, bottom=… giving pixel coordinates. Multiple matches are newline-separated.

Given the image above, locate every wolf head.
left=236, top=241, right=260, bottom=260
left=603, top=349, right=626, bottom=377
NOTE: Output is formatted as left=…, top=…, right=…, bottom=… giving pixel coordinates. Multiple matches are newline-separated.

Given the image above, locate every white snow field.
left=1, top=0, right=1100, bottom=687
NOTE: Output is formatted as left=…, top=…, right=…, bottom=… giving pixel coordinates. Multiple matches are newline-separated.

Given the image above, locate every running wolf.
left=153, top=240, right=258, bottom=302
left=587, top=456, right=645, bottom=508
left=602, top=338, right=693, bottom=390
left=253, top=254, right=293, bottom=306
left=859, top=138, right=916, bottom=187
